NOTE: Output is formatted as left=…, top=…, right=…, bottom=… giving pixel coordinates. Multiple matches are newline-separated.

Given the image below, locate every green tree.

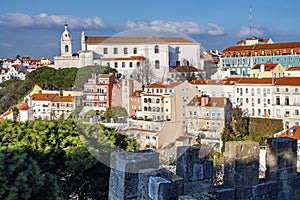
left=105, top=106, right=128, bottom=121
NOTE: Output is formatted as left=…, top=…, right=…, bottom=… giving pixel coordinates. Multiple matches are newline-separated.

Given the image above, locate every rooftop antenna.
left=249, top=0, right=253, bottom=37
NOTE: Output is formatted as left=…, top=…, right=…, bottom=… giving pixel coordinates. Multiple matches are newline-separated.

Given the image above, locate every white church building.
left=54, top=24, right=201, bottom=83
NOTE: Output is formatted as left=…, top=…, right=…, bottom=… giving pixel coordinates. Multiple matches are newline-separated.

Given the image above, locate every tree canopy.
left=0, top=119, right=139, bottom=199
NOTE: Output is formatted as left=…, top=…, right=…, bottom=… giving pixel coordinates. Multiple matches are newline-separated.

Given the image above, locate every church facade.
left=54, top=25, right=201, bottom=83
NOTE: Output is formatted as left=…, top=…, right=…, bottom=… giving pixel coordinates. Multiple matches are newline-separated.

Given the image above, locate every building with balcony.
left=220, top=37, right=300, bottom=76
left=127, top=81, right=199, bottom=149
left=185, top=95, right=232, bottom=150
left=83, top=73, right=116, bottom=111
left=51, top=95, right=74, bottom=119
left=31, top=93, right=58, bottom=120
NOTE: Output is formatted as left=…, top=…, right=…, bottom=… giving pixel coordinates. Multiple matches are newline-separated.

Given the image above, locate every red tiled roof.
left=145, top=82, right=183, bottom=89
left=278, top=126, right=300, bottom=140
left=17, top=102, right=29, bottom=111
left=223, top=42, right=300, bottom=52
left=187, top=96, right=225, bottom=107
left=286, top=66, right=300, bottom=71
left=131, top=90, right=143, bottom=97
left=52, top=96, right=74, bottom=102
left=169, top=65, right=200, bottom=73
left=251, top=63, right=279, bottom=71
left=32, top=93, right=57, bottom=101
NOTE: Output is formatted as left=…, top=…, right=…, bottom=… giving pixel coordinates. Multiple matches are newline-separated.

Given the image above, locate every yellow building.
left=250, top=63, right=285, bottom=78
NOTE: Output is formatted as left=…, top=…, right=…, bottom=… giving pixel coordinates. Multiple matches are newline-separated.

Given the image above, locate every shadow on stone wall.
left=108, top=137, right=300, bottom=200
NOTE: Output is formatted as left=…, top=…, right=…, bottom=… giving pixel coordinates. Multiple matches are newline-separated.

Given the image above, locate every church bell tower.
left=61, top=23, right=72, bottom=57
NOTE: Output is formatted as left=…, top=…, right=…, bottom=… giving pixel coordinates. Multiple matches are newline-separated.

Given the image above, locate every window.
left=156, top=99, right=160, bottom=103
left=114, top=48, right=118, bottom=54
left=154, top=45, right=159, bottom=53
left=133, top=47, right=137, bottom=54
left=124, top=48, right=128, bottom=54
left=258, top=99, right=261, bottom=104
left=114, top=62, right=118, bottom=68
left=65, top=45, right=69, bottom=52
left=103, top=48, right=108, bottom=54
left=246, top=98, right=249, bottom=103
left=175, top=47, right=180, bottom=54
left=276, top=96, right=280, bottom=105
left=122, top=62, right=125, bottom=68
left=267, top=99, right=270, bottom=104
left=129, top=62, right=133, bottom=68
left=246, top=88, right=248, bottom=94
left=106, top=62, right=110, bottom=67
left=296, top=110, right=299, bottom=116
left=144, top=98, right=147, bottom=103
left=155, top=60, right=160, bottom=69
left=285, top=96, right=290, bottom=105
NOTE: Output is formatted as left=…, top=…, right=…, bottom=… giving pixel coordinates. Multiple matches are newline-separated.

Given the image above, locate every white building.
left=31, top=93, right=58, bottom=120
left=127, top=81, right=199, bottom=149
left=185, top=95, right=232, bottom=151
left=54, top=25, right=201, bottom=83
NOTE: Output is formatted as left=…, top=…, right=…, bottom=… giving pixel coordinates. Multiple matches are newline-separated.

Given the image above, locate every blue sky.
left=1, top=0, right=300, bottom=59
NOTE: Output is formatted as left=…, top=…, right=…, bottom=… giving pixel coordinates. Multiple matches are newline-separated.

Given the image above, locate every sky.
left=1, top=0, right=300, bottom=59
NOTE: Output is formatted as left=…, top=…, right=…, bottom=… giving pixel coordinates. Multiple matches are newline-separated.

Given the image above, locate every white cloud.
left=238, top=26, right=264, bottom=37
left=124, top=20, right=224, bottom=36
left=0, top=13, right=105, bottom=29
left=1, top=42, right=13, bottom=48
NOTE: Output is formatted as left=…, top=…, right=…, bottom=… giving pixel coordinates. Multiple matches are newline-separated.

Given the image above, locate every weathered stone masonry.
left=108, top=137, right=300, bottom=200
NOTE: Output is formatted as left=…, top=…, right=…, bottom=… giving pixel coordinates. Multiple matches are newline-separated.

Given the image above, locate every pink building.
left=83, top=73, right=116, bottom=110
left=129, top=90, right=143, bottom=117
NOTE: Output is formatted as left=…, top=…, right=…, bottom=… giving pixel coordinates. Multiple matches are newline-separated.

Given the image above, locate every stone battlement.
left=108, top=137, right=300, bottom=200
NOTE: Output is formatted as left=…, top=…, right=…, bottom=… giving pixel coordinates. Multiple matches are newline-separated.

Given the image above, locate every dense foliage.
left=27, top=65, right=117, bottom=90
left=0, top=65, right=118, bottom=115
left=0, top=80, right=33, bottom=114
left=105, top=106, right=128, bottom=121
left=0, top=119, right=139, bottom=199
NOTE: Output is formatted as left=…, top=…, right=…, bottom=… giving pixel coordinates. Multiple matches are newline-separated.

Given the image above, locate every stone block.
left=215, top=187, right=235, bottom=200
left=149, top=176, right=171, bottom=200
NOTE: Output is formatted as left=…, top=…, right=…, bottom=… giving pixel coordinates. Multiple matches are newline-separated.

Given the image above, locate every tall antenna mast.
left=250, top=0, right=253, bottom=37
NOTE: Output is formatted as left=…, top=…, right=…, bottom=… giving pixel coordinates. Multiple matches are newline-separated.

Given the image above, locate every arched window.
left=65, top=45, right=69, bottom=52
left=154, top=45, right=159, bottom=53
left=155, top=60, right=160, bottom=69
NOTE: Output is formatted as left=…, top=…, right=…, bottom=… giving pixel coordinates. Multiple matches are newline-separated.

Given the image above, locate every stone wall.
left=108, top=137, right=300, bottom=200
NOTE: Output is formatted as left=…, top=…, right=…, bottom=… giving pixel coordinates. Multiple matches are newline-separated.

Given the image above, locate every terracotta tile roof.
left=85, top=36, right=195, bottom=44
left=52, top=96, right=74, bottom=102
left=278, top=126, right=300, bottom=140
left=145, top=82, right=183, bottom=89
left=2, top=111, right=12, bottom=117
left=131, top=90, right=143, bottom=97
left=17, top=102, right=29, bottom=111
left=223, top=42, right=300, bottom=52
left=251, top=63, right=279, bottom=71
left=187, top=96, right=225, bottom=107
left=169, top=65, right=200, bottom=73
left=32, top=93, right=57, bottom=101
left=145, top=82, right=168, bottom=88
left=286, top=66, right=300, bottom=71
left=142, top=93, right=163, bottom=97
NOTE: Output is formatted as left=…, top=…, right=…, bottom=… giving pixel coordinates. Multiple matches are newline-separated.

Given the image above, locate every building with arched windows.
left=54, top=25, right=201, bottom=83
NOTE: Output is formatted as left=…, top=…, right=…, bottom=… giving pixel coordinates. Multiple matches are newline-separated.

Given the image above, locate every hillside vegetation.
left=0, top=119, right=139, bottom=199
